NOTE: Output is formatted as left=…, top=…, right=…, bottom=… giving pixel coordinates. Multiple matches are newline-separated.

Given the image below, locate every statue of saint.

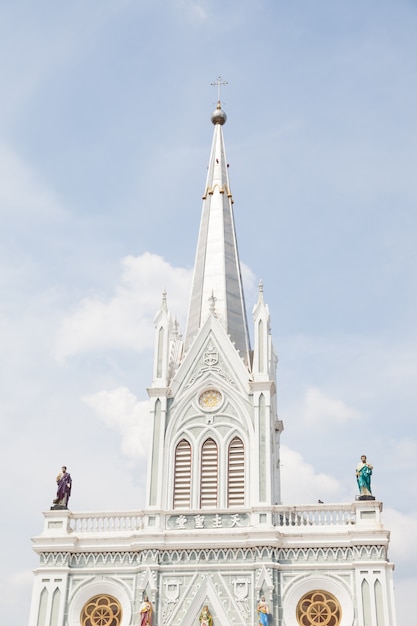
left=356, top=455, right=373, bottom=496
left=199, top=604, right=213, bottom=626
left=140, top=596, right=153, bottom=626
left=257, top=596, right=269, bottom=626
left=53, top=466, right=72, bottom=508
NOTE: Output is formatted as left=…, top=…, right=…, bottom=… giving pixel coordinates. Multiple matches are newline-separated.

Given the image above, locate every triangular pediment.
left=138, top=567, right=158, bottom=601
left=171, top=314, right=251, bottom=398
left=167, top=574, right=246, bottom=626
left=255, top=565, right=274, bottom=594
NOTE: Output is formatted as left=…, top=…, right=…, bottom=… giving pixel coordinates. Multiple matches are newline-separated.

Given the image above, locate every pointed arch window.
left=50, top=588, right=61, bottom=626
left=361, top=579, right=372, bottom=626
left=258, top=319, right=264, bottom=372
left=374, top=579, right=385, bottom=626
left=37, top=587, right=48, bottom=626
left=173, top=439, right=192, bottom=509
left=228, top=436, right=245, bottom=506
left=156, top=326, right=164, bottom=378
left=200, top=438, right=218, bottom=508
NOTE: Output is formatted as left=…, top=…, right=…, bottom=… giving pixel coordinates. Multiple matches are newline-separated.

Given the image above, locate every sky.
left=1, top=1, right=416, bottom=624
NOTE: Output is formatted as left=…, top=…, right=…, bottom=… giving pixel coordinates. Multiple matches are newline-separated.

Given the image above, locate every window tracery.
left=80, top=594, right=122, bottom=626
left=296, top=590, right=341, bottom=626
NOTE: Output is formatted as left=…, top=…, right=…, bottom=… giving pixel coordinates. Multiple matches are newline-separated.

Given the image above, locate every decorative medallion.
left=199, top=389, right=222, bottom=411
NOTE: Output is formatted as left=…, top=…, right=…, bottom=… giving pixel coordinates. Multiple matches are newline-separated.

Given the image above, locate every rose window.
left=81, top=594, right=122, bottom=626
left=296, top=590, right=341, bottom=626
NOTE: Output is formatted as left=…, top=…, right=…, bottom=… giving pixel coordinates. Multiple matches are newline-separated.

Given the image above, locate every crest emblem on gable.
left=204, top=343, right=218, bottom=366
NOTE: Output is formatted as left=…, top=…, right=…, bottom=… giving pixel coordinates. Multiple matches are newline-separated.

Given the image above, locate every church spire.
left=184, top=102, right=251, bottom=364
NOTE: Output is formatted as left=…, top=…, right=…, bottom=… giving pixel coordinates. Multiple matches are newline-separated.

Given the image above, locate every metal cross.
left=210, top=76, right=228, bottom=102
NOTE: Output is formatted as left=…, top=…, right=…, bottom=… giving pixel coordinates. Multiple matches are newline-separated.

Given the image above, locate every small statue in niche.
left=257, top=596, right=269, bottom=626
left=199, top=604, right=213, bottom=626
left=140, top=596, right=153, bottom=626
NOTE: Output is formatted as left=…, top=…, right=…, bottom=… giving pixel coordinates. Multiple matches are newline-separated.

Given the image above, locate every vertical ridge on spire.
left=184, top=105, right=251, bottom=363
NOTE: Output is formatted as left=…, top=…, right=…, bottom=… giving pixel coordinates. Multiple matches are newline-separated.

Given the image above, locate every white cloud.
left=54, top=253, right=192, bottom=359
left=303, top=385, right=361, bottom=428
left=84, top=386, right=151, bottom=461
left=383, top=508, right=417, bottom=565
left=280, top=445, right=343, bottom=504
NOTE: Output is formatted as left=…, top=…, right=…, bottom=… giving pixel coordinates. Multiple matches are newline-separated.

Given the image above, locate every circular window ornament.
left=198, top=389, right=223, bottom=411
left=296, top=590, right=341, bottom=626
left=81, top=594, right=122, bottom=626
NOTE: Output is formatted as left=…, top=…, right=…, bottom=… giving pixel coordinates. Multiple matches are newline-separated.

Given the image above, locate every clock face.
left=198, top=389, right=222, bottom=411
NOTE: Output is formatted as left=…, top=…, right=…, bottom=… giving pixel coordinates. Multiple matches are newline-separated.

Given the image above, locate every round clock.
left=198, top=389, right=222, bottom=411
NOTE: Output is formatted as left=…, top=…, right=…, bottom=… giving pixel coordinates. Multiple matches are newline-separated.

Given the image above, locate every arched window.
left=50, top=588, right=61, bottom=626
left=258, top=319, right=264, bottom=372
left=156, top=326, right=164, bottom=378
left=173, top=439, right=192, bottom=508
left=296, top=590, right=342, bottom=626
left=37, top=587, right=48, bottom=626
left=200, top=438, right=218, bottom=508
left=374, top=580, right=385, bottom=626
left=227, top=436, right=245, bottom=506
left=361, top=580, right=371, bottom=626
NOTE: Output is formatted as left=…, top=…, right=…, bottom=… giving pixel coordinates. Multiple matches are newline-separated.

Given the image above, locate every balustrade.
left=46, top=502, right=378, bottom=536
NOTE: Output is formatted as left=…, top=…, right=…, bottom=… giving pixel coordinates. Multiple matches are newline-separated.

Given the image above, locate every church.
left=28, top=98, right=397, bottom=626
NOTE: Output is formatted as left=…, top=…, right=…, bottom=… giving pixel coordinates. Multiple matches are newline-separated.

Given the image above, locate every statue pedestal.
left=357, top=495, right=375, bottom=501
left=50, top=504, right=68, bottom=510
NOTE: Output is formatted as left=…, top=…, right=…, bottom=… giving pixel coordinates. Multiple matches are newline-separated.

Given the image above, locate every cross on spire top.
left=211, top=76, right=228, bottom=103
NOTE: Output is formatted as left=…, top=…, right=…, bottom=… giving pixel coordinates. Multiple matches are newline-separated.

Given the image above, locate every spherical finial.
left=211, top=101, right=227, bottom=125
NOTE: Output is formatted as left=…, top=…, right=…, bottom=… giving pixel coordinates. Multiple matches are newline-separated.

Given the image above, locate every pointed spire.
left=161, top=289, right=168, bottom=312
left=252, top=279, right=273, bottom=381
left=184, top=103, right=251, bottom=363
left=257, top=279, right=264, bottom=304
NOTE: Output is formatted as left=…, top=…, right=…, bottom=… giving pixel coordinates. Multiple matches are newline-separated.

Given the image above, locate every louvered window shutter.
left=173, top=439, right=191, bottom=508
left=200, top=438, right=218, bottom=508
left=228, top=437, right=245, bottom=506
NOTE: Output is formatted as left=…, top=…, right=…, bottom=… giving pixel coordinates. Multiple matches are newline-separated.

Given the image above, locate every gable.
left=171, top=314, right=251, bottom=397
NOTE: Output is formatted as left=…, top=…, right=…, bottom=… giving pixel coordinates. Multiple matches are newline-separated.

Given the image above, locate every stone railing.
left=69, top=511, right=144, bottom=533
left=42, top=501, right=380, bottom=536
left=274, top=503, right=356, bottom=527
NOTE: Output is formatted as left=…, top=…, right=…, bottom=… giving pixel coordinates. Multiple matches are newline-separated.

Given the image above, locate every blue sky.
left=1, top=1, right=416, bottom=624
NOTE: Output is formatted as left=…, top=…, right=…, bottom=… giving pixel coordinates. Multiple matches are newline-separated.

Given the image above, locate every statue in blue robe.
left=257, top=596, right=269, bottom=626
left=356, top=455, right=373, bottom=496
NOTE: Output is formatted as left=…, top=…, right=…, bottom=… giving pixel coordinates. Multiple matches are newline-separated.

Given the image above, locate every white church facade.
left=29, top=101, right=397, bottom=626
